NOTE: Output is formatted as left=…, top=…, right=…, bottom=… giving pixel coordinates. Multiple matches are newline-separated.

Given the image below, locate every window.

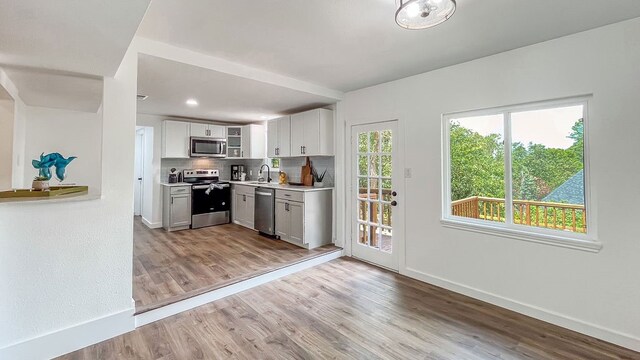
left=270, top=158, right=280, bottom=170
left=442, top=98, right=597, bottom=249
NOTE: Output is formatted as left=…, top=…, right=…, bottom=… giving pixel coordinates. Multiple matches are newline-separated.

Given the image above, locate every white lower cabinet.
left=233, top=185, right=255, bottom=229
left=162, top=185, right=192, bottom=231
left=275, top=189, right=332, bottom=249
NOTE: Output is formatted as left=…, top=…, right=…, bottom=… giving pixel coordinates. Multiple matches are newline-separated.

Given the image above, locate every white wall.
left=342, top=19, right=640, bottom=350
left=0, top=97, right=14, bottom=190
left=22, top=106, right=103, bottom=192
left=0, top=47, right=138, bottom=359
left=136, top=114, right=163, bottom=227
left=0, top=67, right=27, bottom=188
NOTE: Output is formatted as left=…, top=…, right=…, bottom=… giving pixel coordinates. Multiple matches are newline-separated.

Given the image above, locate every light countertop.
left=229, top=181, right=333, bottom=192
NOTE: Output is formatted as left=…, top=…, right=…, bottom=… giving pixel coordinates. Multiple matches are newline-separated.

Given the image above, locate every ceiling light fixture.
left=186, top=98, right=198, bottom=107
left=395, top=0, right=456, bottom=30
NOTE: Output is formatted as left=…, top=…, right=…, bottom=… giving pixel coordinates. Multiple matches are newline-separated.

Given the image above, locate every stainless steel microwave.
left=190, top=137, right=227, bottom=158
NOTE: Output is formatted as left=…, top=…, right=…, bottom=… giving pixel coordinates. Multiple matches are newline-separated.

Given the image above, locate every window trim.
left=441, top=96, right=601, bottom=252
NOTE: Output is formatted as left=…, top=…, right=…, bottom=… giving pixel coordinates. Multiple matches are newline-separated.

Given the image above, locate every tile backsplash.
left=161, top=156, right=335, bottom=186
left=161, top=158, right=262, bottom=181
left=280, top=156, right=335, bottom=186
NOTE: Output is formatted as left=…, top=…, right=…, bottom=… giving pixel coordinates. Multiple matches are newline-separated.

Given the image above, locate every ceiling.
left=1, top=67, right=103, bottom=112
left=0, top=0, right=150, bottom=77
left=137, top=54, right=336, bottom=122
left=0, top=0, right=149, bottom=112
left=137, top=0, right=640, bottom=92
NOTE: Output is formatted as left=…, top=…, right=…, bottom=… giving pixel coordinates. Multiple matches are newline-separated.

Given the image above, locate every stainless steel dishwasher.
left=254, top=187, right=275, bottom=235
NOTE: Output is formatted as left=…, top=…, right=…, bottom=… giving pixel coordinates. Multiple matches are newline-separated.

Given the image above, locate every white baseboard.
left=136, top=249, right=344, bottom=327
left=402, top=266, right=640, bottom=352
left=0, top=305, right=135, bottom=360
left=141, top=216, right=161, bottom=229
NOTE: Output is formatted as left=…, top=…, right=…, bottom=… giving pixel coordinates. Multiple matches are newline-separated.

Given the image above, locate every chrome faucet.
left=258, top=164, right=272, bottom=183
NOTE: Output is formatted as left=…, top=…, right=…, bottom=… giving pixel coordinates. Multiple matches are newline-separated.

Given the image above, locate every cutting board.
left=301, top=157, right=313, bottom=186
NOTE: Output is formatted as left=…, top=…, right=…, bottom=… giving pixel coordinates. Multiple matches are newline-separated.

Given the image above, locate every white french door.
left=351, top=121, right=403, bottom=271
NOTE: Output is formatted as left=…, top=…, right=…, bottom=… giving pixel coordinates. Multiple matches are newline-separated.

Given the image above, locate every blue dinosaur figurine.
left=32, top=152, right=77, bottom=181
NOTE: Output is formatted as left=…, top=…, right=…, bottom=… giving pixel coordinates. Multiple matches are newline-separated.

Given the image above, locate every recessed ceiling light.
left=186, top=98, right=198, bottom=106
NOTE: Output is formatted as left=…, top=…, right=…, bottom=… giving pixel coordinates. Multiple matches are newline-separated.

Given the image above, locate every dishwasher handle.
left=255, top=191, right=273, bottom=196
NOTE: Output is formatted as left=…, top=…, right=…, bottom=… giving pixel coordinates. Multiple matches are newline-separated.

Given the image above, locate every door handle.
left=138, top=178, right=142, bottom=181
left=300, top=146, right=303, bottom=154
left=302, top=146, right=306, bottom=154
left=391, top=200, right=398, bottom=206
left=243, top=195, right=246, bottom=201
left=285, top=203, right=289, bottom=211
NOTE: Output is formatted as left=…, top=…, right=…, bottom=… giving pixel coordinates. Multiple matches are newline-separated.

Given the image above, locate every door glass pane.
left=358, top=201, right=369, bottom=221
left=358, top=223, right=369, bottom=245
left=370, top=201, right=380, bottom=224
left=358, top=155, right=368, bottom=176
left=381, top=130, right=392, bottom=153
left=369, top=226, right=380, bottom=249
left=358, top=177, right=368, bottom=199
left=381, top=155, right=392, bottom=177
left=369, top=155, right=380, bottom=176
left=369, top=131, right=380, bottom=152
left=510, top=105, right=586, bottom=233
left=449, top=114, right=505, bottom=222
left=369, top=178, right=379, bottom=199
left=358, top=132, right=368, bottom=153
left=382, top=203, right=392, bottom=227
left=381, top=227, right=392, bottom=253
left=381, top=179, right=392, bottom=202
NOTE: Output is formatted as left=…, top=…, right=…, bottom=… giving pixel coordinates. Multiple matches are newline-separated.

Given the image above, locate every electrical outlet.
left=404, top=168, right=412, bottom=179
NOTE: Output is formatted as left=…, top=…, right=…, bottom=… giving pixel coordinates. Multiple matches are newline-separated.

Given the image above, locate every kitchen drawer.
left=170, top=186, right=191, bottom=195
left=275, top=189, right=304, bottom=202
left=234, top=184, right=255, bottom=196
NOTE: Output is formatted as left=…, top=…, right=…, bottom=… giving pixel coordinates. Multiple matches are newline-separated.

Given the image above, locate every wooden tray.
left=0, top=186, right=89, bottom=199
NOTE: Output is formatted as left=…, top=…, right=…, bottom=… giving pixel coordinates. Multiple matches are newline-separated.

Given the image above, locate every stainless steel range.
left=183, top=169, right=230, bottom=228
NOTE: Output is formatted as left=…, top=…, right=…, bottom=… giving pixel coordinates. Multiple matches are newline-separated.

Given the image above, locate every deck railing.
left=452, top=196, right=586, bottom=233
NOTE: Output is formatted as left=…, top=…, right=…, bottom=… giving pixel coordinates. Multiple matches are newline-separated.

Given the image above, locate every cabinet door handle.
left=303, top=146, right=306, bottom=154
left=243, top=195, right=246, bottom=202
left=300, top=146, right=303, bottom=154
left=285, top=203, right=289, bottom=211
left=171, top=197, right=174, bottom=204
left=241, top=150, right=244, bottom=157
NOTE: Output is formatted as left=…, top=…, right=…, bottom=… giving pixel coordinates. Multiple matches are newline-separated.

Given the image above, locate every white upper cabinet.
left=162, top=120, right=190, bottom=158
left=227, top=124, right=265, bottom=159
left=190, top=123, right=225, bottom=138
left=267, top=116, right=291, bottom=158
left=290, top=109, right=334, bottom=157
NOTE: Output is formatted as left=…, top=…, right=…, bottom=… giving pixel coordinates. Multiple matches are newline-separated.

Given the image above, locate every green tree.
left=450, top=123, right=504, bottom=200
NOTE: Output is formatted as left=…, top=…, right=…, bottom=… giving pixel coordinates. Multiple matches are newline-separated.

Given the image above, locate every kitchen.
left=133, top=55, right=342, bottom=314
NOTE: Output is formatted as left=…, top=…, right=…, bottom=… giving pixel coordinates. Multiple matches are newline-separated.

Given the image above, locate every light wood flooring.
left=65, top=257, right=637, bottom=359
left=133, top=217, right=340, bottom=313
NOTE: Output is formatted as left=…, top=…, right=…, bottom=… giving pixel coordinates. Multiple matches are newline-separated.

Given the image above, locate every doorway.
left=134, top=128, right=144, bottom=216
left=351, top=120, right=404, bottom=271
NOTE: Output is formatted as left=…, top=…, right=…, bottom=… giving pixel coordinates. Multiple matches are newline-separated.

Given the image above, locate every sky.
left=452, top=105, right=583, bottom=149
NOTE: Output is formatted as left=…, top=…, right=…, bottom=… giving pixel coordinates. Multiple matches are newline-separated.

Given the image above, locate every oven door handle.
left=192, top=184, right=230, bottom=190
left=192, top=185, right=211, bottom=190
